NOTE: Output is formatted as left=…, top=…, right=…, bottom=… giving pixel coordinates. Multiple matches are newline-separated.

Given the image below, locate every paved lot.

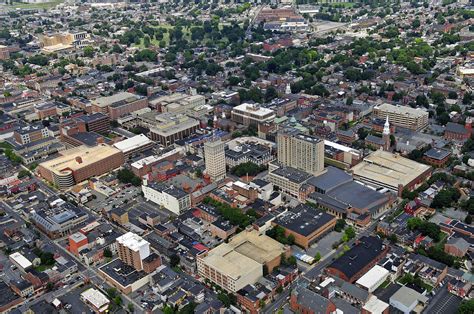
left=307, top=231, right=343, bottom=258
left=59, top=284, right=94, bottom=314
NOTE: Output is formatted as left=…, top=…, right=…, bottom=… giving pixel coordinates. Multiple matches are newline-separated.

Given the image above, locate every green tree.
left=127, top=303, right=134, bottom=313
left=314, top=252, right=321, bottom=262
left=458, top=299, right=474, bottom=314
left=170, top=254, right=180, bottom=268
left=83, top=46, right=95, bottom=58
left=104, top=248, right=112, bottom=258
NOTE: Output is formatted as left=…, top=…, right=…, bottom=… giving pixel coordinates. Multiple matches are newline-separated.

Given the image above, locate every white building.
left=113, top=134, right=154, bottom=158
left=80, top=288, right=110, bottom=313
left=9, top=252, right=33, bottom=272
left=231, top=103, right=276, bottom=126
left=142, top=181, right=191, bottom=215
left=355, top=265, right=390, bottom=293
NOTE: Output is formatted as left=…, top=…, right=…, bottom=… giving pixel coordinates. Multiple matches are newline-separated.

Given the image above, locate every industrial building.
left=197, top=229, right=289, bottom=292
left=351, top=150, right=432, bottom=196
left=38, top=144, right=124, bottom=189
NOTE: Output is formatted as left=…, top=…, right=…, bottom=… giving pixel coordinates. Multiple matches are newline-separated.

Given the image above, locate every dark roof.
left=292, top=286, right=333, bottom=312
left=272, top=166, right=312, bottom=183
left=0, top=281, right=21, bottom=308
left=99, top=259, right=147, bottom=287
left=326, top=181, right=389, bottom=213
left=307, top=166, right=352, bottom=193
left=445, top=122, right=468, bottom=135
left=365, top=134, right=385, bottom=146
left=327, top=236, right=387, bottom=281
left=275, top=204, right=335, bottom=237
left=424, top=148, right=451, bottom=160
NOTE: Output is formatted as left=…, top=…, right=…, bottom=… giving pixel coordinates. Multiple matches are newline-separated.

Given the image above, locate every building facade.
left=204, top=139, right=226, bottom=182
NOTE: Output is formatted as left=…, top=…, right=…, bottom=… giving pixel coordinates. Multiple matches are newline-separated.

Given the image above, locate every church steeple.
left=382, top=116, right=391, bottom=151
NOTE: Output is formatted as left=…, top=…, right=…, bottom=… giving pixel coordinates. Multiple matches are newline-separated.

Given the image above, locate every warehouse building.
left=113, top=134, right=154, bottom=159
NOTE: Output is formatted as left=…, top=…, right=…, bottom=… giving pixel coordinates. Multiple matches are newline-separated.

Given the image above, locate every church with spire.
left=382, top=116, right=391, bottom=151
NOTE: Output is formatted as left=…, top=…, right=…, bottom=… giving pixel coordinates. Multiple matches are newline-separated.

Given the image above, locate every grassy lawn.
left=380, top=278, right=391, bottom=289
left=0, top=142, right=13, bottom=150
left=35, top=264, right=53, bottom=272
left=1, top=0, right=63, bottom=10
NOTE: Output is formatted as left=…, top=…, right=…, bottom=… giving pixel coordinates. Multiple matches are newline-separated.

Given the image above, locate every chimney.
left=75, top=157, right=82, bottom=164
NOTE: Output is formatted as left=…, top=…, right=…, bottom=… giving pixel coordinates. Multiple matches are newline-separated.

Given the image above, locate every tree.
left=314, top=252, right=321, bottom=262
left=170, top=254, right=180, bottom=268
left=17, top=169, right=31, bottom=179
left=107, top=288, right=118, bottom=299
left=127, top=303, right=134, bottom=313
left=117, top=169, right=141, bottom=186
left=335, top=219, right=346, bottom=232
left=458, top=299, right=474, bottom=314
left=83, top=46, right=95, bottom=58
left=104, top=248, right=112, bottom=258
left=265, top=86, right=278, bottom=102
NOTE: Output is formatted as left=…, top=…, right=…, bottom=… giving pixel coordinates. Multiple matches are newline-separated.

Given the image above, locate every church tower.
left=383, top=116, right=391, bottom=151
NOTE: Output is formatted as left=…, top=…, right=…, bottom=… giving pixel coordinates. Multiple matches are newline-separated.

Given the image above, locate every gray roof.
left=292, top=286, right=332, bottom=312
left=365, top=134, right=385, bottom=146
left=424, top=148, right=451, bottom=160
left=445, top=122, right=469, bottom=135
left=326, top=181, right=389, bottom=213
left=307, top=166, right=352, bottom=193
left=446, top=237, right=470, bottom=252
left=390, top=286, right=428, bottom=308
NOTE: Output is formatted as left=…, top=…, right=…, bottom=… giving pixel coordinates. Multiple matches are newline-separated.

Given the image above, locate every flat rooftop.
left=39, top=144, right=122, bottom=175
left=201, top=230, right=285, bottom=279
left=232, top=103, right=275, bottom=117
left=351, top=150, right=431, bottom=189
left=92, top=92, right=140, bottom=108
left=113, top=134, right=153, bottom=153
left=375, top=103, right=428, bottom=118
left=116, top=232, right=149, bottom=252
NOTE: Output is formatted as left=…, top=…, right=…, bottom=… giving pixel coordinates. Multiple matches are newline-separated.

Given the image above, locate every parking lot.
left=58, top=284, right=94, bottom=313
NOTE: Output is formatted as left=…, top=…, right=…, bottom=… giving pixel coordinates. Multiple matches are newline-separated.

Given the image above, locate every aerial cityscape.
left=0, top=0, right=473, bottom=313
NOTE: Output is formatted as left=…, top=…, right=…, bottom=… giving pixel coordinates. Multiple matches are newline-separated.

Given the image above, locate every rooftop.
left=375, top=103, right=428, bottom=118
left=113, top=134, right=153, bottom=153
left=80, top=288, right=109, bottom=311
left=116, top=232, right=149, bottom=252
left=92, top=92, right=141, bottom=108
left=276, top=204, right=336, bottom=237
left=351, top=150, right=431, bottom=189
left=38, top=144, right=122, bottom=176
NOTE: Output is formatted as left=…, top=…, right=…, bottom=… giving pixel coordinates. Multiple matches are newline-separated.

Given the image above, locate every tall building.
left=277, top=129, right=325, bottom=176
left=116, top=232, right=150, bottom=271
left=204, top=139, right=226, bottom=182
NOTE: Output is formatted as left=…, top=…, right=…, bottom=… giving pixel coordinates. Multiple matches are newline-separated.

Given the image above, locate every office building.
left=267, top=163, right=313, bottom=201
left=197, top=229, right=289, bottom=292
left=138, top=112, right=200, bottom=146
left=204, top=139, right=226, bottom=182
left=74, top=113, right=111, bottom=134
left=277, top=129, right=325, bottom=176
left=231, top=103, right=276, bottom=126
left=30, top=202, right=89, bottom=238
left=14, top=123, right=50, bottom=145
left=373, top=103, right=428, bottom=131
left=38, top=144, right=124, bottom=189
left=92, top=92, right=148, bottom=120
left=142, top=181, right=191, bottom=215
left=116, top=232, right=150, bottom=271
left=351, top=150, right=432, bottom=196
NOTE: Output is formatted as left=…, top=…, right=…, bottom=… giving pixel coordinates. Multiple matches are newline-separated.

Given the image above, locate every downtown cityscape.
left=0, top=0, right=473, bottom=313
